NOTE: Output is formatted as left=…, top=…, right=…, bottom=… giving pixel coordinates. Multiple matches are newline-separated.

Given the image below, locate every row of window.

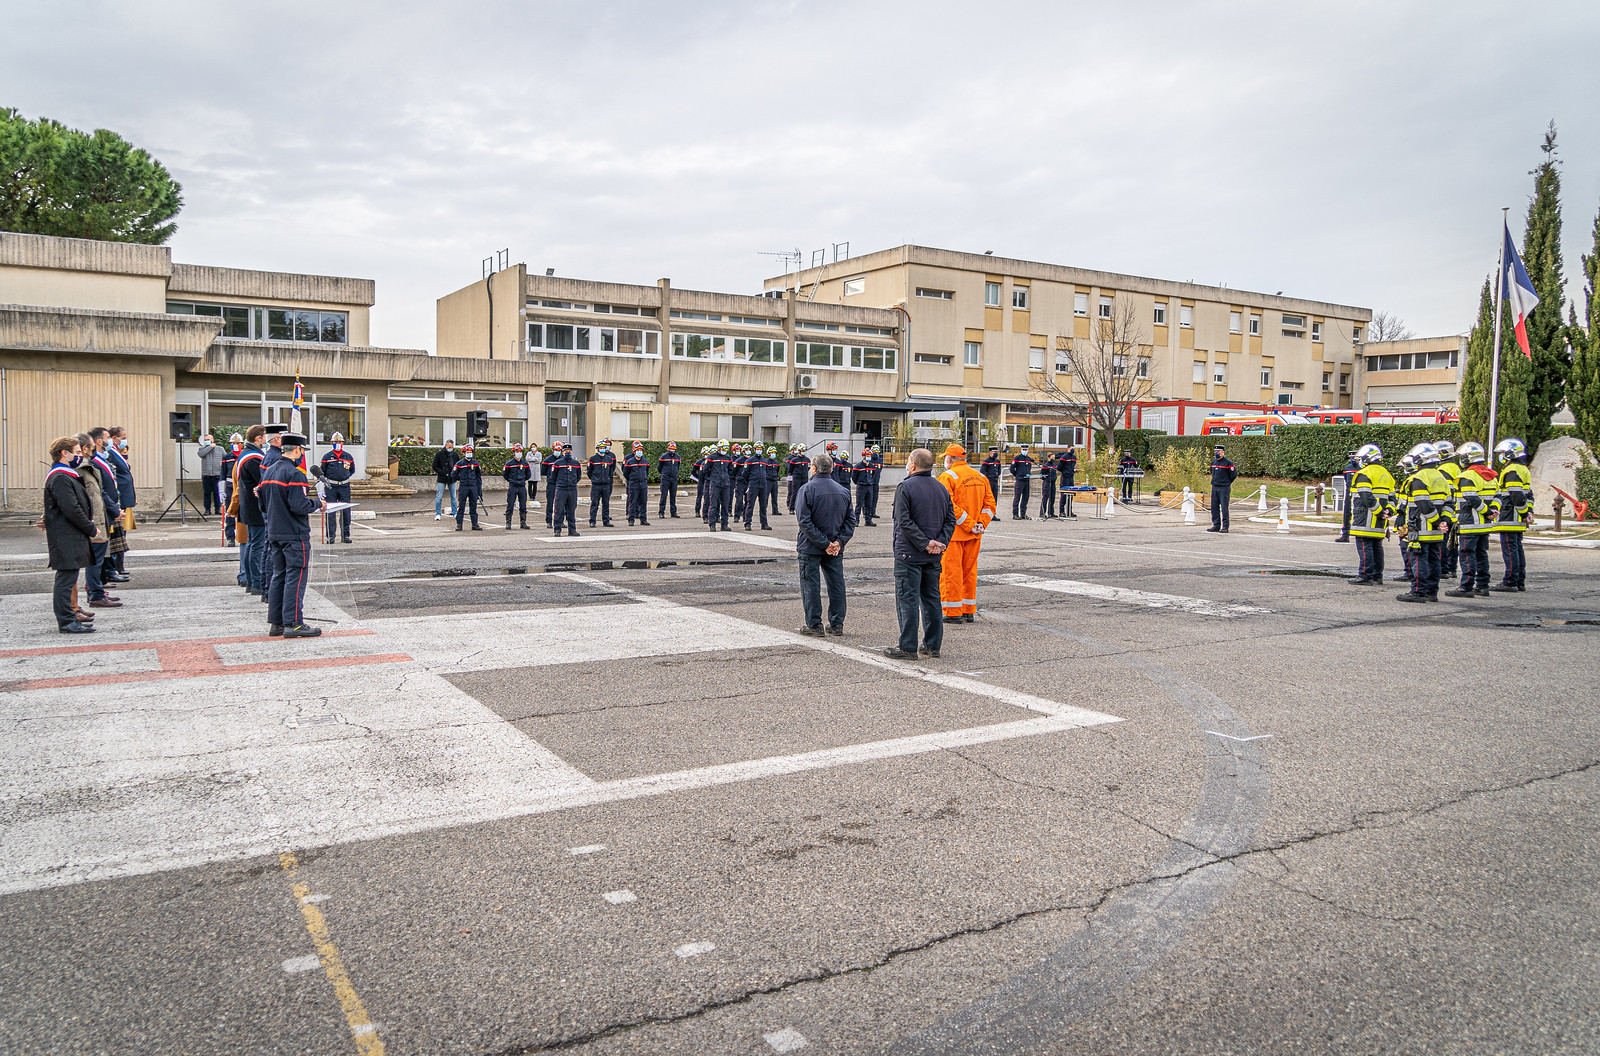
left=796, top=321, right=895, bottom=335
left=390, top=387, right=528, bottom=402
left=795, top=343, right=898, bottom=371
left=1366, top=350, right=1458, bottom=371
left=672, top=333, right=787, bottom=363
left=1004, top=424, right=1089, bottom=447
left=167, top=301, right=349, bottom=344
left=196, top=390, right=367, bottom=446
left=670, top=310, right=780, bottom=327
left=539, top=300, right=656, bottom=316
left=528, top=323, right=660, bottom=356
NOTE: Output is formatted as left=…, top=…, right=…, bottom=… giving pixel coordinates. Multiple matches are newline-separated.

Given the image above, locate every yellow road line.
left=279, top=852, right=385, bottom=1055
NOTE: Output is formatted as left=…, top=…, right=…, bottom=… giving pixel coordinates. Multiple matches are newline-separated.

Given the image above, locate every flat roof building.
left=1355, top=335, right=1465, bottom=413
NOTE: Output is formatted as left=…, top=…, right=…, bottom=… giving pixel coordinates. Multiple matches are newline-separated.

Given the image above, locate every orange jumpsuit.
left=938, top=458, right=996, bottom=617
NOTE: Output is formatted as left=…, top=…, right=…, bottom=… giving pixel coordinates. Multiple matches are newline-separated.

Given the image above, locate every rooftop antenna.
left=757, top=248, right=804, bottom=277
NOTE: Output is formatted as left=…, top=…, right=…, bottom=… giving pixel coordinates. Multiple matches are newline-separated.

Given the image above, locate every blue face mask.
left=118, top=439, right=128, bottom=450
left=69, top=454, right=84, bottom=467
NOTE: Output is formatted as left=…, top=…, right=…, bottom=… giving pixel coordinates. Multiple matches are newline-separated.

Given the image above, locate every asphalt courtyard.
left=2, top=488, right=1597, bottom=1055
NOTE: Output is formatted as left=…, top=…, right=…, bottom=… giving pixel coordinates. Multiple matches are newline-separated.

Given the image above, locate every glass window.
left=600, top=329, right=616, bottom=353
left=731, top=415, right=750, bottom=440
left=1012, top=288, right=1028, bottom=309
left=863, top=347, right=885, bottom=370
left=1277, top=394, right=1293, bottom=406
left=293, top=311, right=319, bottom=342
left=575, top=326, right=590, bottom=351
left=268, top=310, right=293, bottom=341
left=1054, top=351, right=1070, bottom=374
left=207, top=401, right=262, bottom=441
left=1282, top=314, right=1306, bottom=328
left=526, top=322, right=543, bottom=348
left=1352, top=326, right=1363, bottom=342
left=814, top=410, right=844, bottom=433
left=1230, top=311, right=1242, bottom=333
left=1137, top=357, right=1150, bottom=379
left=916, top=288, right=953, bottom=300
left=1426, top=351, right=1452, bottom=368
left=1030, top=348, right=1045, bottom=371
left=1214, top=364, right=1226, bottom=384
left=842, top=277, right=865, bottom=297
left=610, top=411, right=650, bottom=439
left=1113, top=354, right=1127, bottom=377
left=964, top=341, right=980, bottom=366
left=1153, top=303, right=1166, bottom=325
left=223, top=305, right=250, bottom=338
left=616, top=328, right=643, bottom=355
left=1193, top=361, right=1205, bottom=383
left=1180, top=305, right=1193, bottom=328
left=1322, top=371, right=1332, bottom=390
left=1099, top=296, right=1113, bottom=319
left=545, top=324, right=575, bottom=350
left=1311, top=321, right=1323, bottom=342
left=1074, top=292, right=1088, bottom=316
left=315, top=404, right=366, bottom=445
left=320, top=312, right=347, bottom=344
left=1249, top=314, right=1261, bottom=336
left=167, top=301, right=195, bottom=314
left=1261, top=369, right=1273, bottom=387
left=985, top=282, right=1001, bottom=307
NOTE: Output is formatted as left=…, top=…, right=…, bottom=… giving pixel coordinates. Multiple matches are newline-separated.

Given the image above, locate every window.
left=731, top=338, right=785, bottom=363
left=1249, top=313, right=1261, bottom=336
left=690, top=413, right=751, bottom=440
left=916, top=287, right=954, bottom=300
left=169, top=301, right=343, bottom=343
left=1230, top=311, right=1242, bottom=334
left=1193, top=361, right=1206, bottom=383
left=963, top=341, right=980, bottom=367
left=669, top=310, right=722, bottom=321
left=1280, top=381, right=1304, bottom=389
left=1311, top=321, right=1323, bottom=342
left=1074, top=292, right=1089, bottom=316
left=1012, top=288, right=1029, bottom=309
left=610, top=410, right=650, bottom=439
left=814, top=410, right=844, bottom=433
left=1179, top=305, right=1193, bottom=328
left=1339, top=373, right=1350, bottom=393
left=797, top=342, right=894, bottom=371
left=1214, top=363, right=1226, bottom=384
left=1113, top=354, right=1128, bottom=377
left=1322, top=371, right=1332, bottom=391
left=1029, top=348, right=1045, bottom=371
left=842, top=277, right=866, bottom=297
left=1277, top=394, right=1293, bottom=406
left=1281, top=313, right=1306, bottom=338
left=1137, top=357, right=1150, bottom=379
left=575, top=326, right=590, bottom=351
left=1352, top=326, right=1363, bottom=342
left=914, top=353, right=952, bottom=364
left=1098, top=296, right=1113, bottom=319
left=1054, top=350, right=1071, bottom=375
left=1153, top=303, right=1167, bottom=325
left=1426, top=350, right=1453, bottom=369
left=985, top=282, right=1001, bottom=307
left=1261, top=369, right=1273, bottom=387
left=545, top=323, right=575, bottom=350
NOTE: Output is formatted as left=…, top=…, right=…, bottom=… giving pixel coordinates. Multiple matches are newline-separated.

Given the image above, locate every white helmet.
left=1355, top=442, right=1383, bottom=466
left=1432, top=439, right=1456, bottom=460
left=331, top=432, right=344, bottom=443
left=1457, top=441, right=1486, bottom=465
left=1494, top=438, right=1527, bottom=463
left=1407, top=442, right=1440, bottom=466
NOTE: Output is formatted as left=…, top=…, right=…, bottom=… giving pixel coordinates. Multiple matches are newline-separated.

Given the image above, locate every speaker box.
left=169, top=411, right=193, bottom=440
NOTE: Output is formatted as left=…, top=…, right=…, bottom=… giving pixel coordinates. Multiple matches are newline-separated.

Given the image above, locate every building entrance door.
left=545, top=401, right=586, bottom=452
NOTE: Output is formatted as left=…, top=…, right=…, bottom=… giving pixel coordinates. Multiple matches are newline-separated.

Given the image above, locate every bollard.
left=1257, top=484, right=1268, bottom=513
left=1182, top=486, right=1196, bottom=525
left=1314, top=482, right=1325, bottom=516
left=1104, top=486, right=1114, bottom=519
left=1277, top=497, right=1290, bottom=533
left=1554, top=494, right=1565, bottom=532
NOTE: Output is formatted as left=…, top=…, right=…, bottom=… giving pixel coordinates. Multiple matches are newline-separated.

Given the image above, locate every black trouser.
left=553, top=487, right=578, bottom=533
left=1410, top=539, right=1441, bottom=598
left=323, top=484, right=351, bottom=542
left=694, top=479, right=705, bottom=516
left=546, top=479, right=555, bottom=525
left=202, top=475, right=221, bottom=514
left=1441, top=523, right=1459, bottom=577
left=1011, top=479, right=1030, bottom=517
left=1458, top=533, right=1490, bottom=590
left=1401, top=536, right=1415, bottom=578
left=627, top=481, right=649, bottom=523
left=1499, top=532, right=1526, bottom=587
left=745, top=482, right=772, bottom=528
left=456, top=488, right=480, bottom=528
left=659, top=475, right=678, bottom=516
left=528, top=480, right=538, bottom=509
left=53, top=567, right=80, bottom=628
left=787, top=477, right=802, bottom=512
left=1354, top=536, right=1384, bottom=581
left=1121, top=476, right=1135, bottom=501
left=505, top=484, right=527, bottom=525
left=1061, top=474, right=1075, bottom=515
left=589, top=483, right=613, bottom=526
left=799, top=552, right=846, bottom=629
left=854, top=483, right=871, bottom=524
left=1211, top=486, right=1230, bottom=529
left=1341, top=480, right=1353, bottom=536
left=894, top=558, right=942, bottom=654
left=267, top=539, right=311, bottom=627
left=1041, top=479, right=1056, bottom=517
left=734, top=481, right=749, bottom=521
left=706, top=482, right=731, bottom=528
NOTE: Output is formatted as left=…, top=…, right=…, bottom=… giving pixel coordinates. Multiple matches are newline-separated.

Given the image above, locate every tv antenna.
left=757, top=248, right=804, bottom=276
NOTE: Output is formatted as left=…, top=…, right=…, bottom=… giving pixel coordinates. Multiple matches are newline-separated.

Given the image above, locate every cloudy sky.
left=6, top=1, right=1598, bottom=352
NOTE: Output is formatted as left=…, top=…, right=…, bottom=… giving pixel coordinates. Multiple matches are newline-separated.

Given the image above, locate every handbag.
left=121, top=509, right=137, bottom=532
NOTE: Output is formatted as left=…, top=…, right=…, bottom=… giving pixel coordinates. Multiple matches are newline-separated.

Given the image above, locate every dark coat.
left=795, top=474, right=857, bottom=556
left=658, top=451, right=682, bottom=480
left=44, top=466, right=96, bottom=570
left=502, top=457, right=533, bottom=487
left=892, top=471, right=957, bottom=565
left=105, top=446, right=136, bottom=508
left=236, top=446, right=268, bottom=526
left=1210, top=455, right=1238, bottom=487
left=319, top=449, right=356, bottom=484
left=432, top=446, right=458, bottom=483
left=261, top=457, right=320, bottom=542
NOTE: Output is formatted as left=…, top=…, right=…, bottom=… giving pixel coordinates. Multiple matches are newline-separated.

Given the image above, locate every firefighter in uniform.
left=1445, top=442, right=1495, bottom=597
left=861, top=444, right=884, bottom=525
left=937, top=444, right=995, bottom=623
left=541, top=446, right=561, bottom=527
left=451, top=443, right=484, bottom=530
left=1393, top=454, right=1417, bottom=581
left=732, top=444, right=752, bottom=523
left=1009, top=443, right=1034, bottom=519
left=1397, top=443, right=1452, bottom=602
left=261, top=432, right=322, bottom=638
left=852, top=449, right=876, bottom=527
left=1434, top=439, right=1462, bottom=578
left=1345, top=443, right=1394, bottom=585
left=826, top=442, right=851, bottom=481
left=980, top=447, right=1003, bottom=503
left=624, top=442, right=651, bottom=526
left=765, top=446, right=784, bottom=518
left=785, top=444, right=810, bottom=512
left=691, top=448, right=709, bottom=518
left=703, top=438, right=733, bottom=530
left=549, top=442, right=583, bottom=536
left=502, top=444, right=533, bottom=529
left=657, top=441, right=681, bottom=518
left=1039, top=449, right=1059, bottom=518
left=318, top=432, right=354, bottom=544
left=743, top=446, right=775, bottom=530
left=1207, top=445, right=1237, bottom=532
left=1058, top=444, right=1078, bottom=517
left=1489, top=437, right=1531, bottom=591
left=587, top=440, right=617, bottom=527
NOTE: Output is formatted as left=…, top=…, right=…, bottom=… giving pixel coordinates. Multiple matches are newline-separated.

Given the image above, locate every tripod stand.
left=157, top=438, right=209, bottom=524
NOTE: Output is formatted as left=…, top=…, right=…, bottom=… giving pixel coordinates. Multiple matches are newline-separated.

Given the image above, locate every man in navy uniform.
left=692, top=447, right=709, bottom=518
left=764, top=445, right=784, bottom=518
left=502, top=444, right=533, bottom=529
left=261, top=432, right=323, bottom=638
left=703, top=438, right=733, bottom=530
left=318, top=432, right=355, bottom=544
left=828, top=442, right=851, bottom=481
left=1058, top=443, right=1078, bottom=518
left=623, top=441, right=651, bottom=526
left=1207, top=444, right=1237, bottom=533
left=980, top=446, right=1002, bottom=504
left=1039, top=449, right=1059, bottom=519
left=733, top=444, right=752, bottom=523
left=743, top=445, right=775, bottom=531
left=786, top=444, right=810, bottom=512
left=1118, top=448, right=1139, bottom=503
left=550, top=442, right=583, bottom=536
left=451, top=443, right=484, bottom=531
left=1009, top=443, right=1035, bottom=519
left=587, top=439, right=617, bottom=527
left=657, top=441, right=682, bottom=518
left=541, top=445, right=561, bottom=527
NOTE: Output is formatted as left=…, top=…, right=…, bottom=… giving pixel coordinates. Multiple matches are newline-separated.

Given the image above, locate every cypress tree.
left=1570, top=204, right=1600, bottom=451
left=1520, top=122, right=1567, bottom=450
left=1459, top=277, right=1530, bottom=447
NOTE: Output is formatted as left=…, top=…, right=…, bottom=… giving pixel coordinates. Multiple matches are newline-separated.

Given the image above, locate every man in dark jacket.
left=785, top=445, right=810, bottom=512
left=795, top=453, right=857, bottom=636
left=691, top=449, right=709, bottom=518
left=703, top=440, right=733, bottom=530
left=885, top=448, right=957, bottom=660
left=78, top=434, right=122, bottom=609
left=1009, top=444, right=1035, bottom=519
left=1058, top=444, right=1078, bottom=518
left=541, top=445, right=561, bottom=527
left=852, top=451, right=876, bottom=527
left=1039, top=450, right=1059, bottom=518
left=980, top=447, right=1002, bottom=504
left=220, top=435, right=241, bottom=545
left=587, top=440, right=617, bottom=527
left=44, top=436, right=98, bottom=634
left=197, top=434, right=224, bottom=515
left=319, top=433, right=355, bottom=543
left=623, top=442, right=651, bottom=526
left=657, top=441, right=682, bottom=518
left=261, top=432, right=322, bottom=637
left=1118, top=449, right=1140, bottom=503
left=452, top=444, right=484, bottom=531
left=101, top=427, right=136, bottom=582
left=432, top=440, right=458, bottom=521
left=502, top=444, right=533, bottom=529
left=236, top=427, right=269, bottom=595
left=549, top=443, right=584, bottom=536
left=1208, top=445, right=1238, bottom=533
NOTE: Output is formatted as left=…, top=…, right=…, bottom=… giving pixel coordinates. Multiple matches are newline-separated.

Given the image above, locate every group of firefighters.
left=1345, top=437, right=1533, bottom=601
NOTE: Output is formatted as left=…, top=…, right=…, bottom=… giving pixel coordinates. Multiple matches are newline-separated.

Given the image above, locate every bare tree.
left=1032, top=301, right=1154, bottom=454
left=1367, top=310, right=1415, bottom=343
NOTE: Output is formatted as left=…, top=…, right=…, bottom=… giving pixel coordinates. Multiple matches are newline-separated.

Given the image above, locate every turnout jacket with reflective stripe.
left=938, top=460, right=996, bottom=543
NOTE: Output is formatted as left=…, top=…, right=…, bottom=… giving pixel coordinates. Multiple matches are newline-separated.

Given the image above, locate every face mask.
left=333, top=442, right=342, bottom=451
left=232, top=443, right=241, bottom=453
left=69, top=454, right=84, bottom=467
left=118, top=439, right=128, bottom=450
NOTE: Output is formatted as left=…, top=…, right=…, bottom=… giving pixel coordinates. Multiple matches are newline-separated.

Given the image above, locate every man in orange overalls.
left=936, top=443, right=996, bottom=623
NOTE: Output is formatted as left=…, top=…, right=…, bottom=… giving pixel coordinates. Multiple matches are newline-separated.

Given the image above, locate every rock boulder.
left=1529, top=435, right=1593, bottom=516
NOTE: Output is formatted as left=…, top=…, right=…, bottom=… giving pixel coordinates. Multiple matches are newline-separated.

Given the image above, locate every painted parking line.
left=569, top=845, right=606, bottom=856
left=986, top=572, right=1272, bottom=618
left=601, top=889, right=637, bottom=905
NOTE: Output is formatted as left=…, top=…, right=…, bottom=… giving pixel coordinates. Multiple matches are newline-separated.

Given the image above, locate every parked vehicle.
left=1302, top=409, right=1364, bottom=425
left=1200, top=413, right=1313, bottom=436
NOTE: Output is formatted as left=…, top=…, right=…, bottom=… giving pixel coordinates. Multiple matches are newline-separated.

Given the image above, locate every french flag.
left=1503, top=222, right=1540, bottom=359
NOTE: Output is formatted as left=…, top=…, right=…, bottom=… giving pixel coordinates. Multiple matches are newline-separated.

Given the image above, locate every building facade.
left=1355, top=335, right=1465, bottom=414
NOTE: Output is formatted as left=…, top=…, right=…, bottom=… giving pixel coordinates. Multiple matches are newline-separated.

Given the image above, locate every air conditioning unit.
left=797, top=373, right=818, bottom=391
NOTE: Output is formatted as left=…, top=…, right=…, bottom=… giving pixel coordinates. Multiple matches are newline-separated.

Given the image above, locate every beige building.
left=0, top=231, right=540, bottom=508
left=437, top=268, right=935, bottom=451
left=1355, top=335, right=1465, bottom=414
left=766, top=245, right=1372, bottom=443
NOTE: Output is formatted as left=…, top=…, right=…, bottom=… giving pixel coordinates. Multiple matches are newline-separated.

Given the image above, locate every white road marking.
left=601, top=889, right=636, bottom=904
left=282, top=954, right=322, bottom=974
left=300, top=893, right=330, bottom=904
left=350, top=1023, right=377, bottom=1037
left=1207, top=731, right=1274, bottom=742
left=987, top=573, right=1272, bottom=618
left=674, top=941, right=715, bottom=959
left=765, top=1028, right=809, bottom=1053
left=569, top=845, right=606, bottom=856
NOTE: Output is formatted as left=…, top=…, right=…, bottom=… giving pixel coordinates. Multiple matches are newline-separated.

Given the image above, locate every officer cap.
left=279, top=432, right=308, bottom=448
left=987, top=446, right=998, bottom=453
left=264, top=423, right=289, bottom=435
left=562, top=442, right=573, bottom=450
left=1019, top=443, right=1030, bottom=451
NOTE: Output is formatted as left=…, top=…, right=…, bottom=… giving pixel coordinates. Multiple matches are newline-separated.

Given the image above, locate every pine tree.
left=1460, top=277, right=1530, bottom=447
left=1520, top=122, right=1567, bottom=450
left=1570, top=204, right=1600, bottom=451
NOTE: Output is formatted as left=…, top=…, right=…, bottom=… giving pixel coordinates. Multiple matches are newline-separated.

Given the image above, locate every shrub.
left=1270, top=423, right=1461, bottom=479
left=1150, top=446, right=1209, bottom=494
left=1577, top=449, right=1600, bottom=517
left=1111, top=429, right=1166, bottom=465
left=1147, top=434, right=1274, bottom=476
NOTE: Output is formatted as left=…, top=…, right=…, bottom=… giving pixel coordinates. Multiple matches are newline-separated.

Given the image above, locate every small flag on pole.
left=1502, top=222, right=1540, bottom=359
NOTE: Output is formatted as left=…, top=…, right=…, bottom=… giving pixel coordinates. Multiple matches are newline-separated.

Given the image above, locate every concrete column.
left=656, top=278, right=672, bottom=410
left=784, top=291, right=797, bottom=398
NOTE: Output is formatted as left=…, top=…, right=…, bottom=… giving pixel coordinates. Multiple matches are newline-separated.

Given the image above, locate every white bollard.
left=1182, top=486, right=1196, bottom=525
left=1257, top=484, right=1269, bottom=513
left=1277, top=497, right=1290, bottom=533
left=1103, top=486, right=1114, bottom=519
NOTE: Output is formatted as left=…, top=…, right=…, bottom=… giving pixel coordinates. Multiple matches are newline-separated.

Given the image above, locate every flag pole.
left=1486, top=207, right=1507, bottom=454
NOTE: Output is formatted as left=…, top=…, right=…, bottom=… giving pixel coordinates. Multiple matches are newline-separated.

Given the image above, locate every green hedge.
left=1577, top=464, right=1600, bottom=515
left=1110, top=429, right=1166, bottom=464
left=391, top=441, right=729, bottom=483
left=1147, top=434, right=1276, bottom=476
left=1145, top=424, right=1467, bottom=480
